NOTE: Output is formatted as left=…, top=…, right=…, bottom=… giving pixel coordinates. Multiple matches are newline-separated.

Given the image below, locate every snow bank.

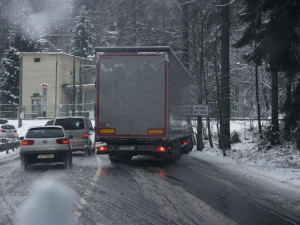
left=190, top=120, right=300, bottom=191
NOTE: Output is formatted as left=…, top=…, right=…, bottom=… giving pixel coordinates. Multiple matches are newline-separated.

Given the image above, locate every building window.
left=32, top=93, right=40, bottom=97
left=32, top=99, right=41, bottom=113
left=34, top=58, right=41, bottom=62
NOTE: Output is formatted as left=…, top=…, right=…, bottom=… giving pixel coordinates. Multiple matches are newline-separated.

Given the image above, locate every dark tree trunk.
left=213, top=36, right=226, bottom=156
left=255, top=63, right=262, bottom=136
left=180, top=0, right=190, bottom=69
left=270, top=69, right=280, bottom=145
left=197, top=12, right=204, bottom=151
left=284, top=74, right=293, bottom=140
left=220, top=0, right=231, bottom=150
left=204, top=66, right=214, bottom=148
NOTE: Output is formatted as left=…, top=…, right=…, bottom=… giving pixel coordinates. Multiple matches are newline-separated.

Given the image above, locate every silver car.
left=53, top=117, right=95, bottom=155
left=0, top=124, right=19, bottom=139
left=20, top=126, right=72, bottom=170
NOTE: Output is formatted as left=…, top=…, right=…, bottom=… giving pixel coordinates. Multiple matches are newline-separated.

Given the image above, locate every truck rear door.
left=97, top=53, right=167, bottom=138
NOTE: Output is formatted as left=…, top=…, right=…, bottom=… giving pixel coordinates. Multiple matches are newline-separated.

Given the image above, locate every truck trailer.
left=95, top=47, right=194, bottom=163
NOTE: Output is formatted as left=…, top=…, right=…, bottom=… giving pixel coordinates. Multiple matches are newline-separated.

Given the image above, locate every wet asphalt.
left=0, top=151, right=300, bottom=225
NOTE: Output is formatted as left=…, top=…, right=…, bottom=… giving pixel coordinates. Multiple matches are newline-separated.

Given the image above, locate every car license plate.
left=37, top=154, right=54, bottom=159
left=119, top=146, right=135, bottom=150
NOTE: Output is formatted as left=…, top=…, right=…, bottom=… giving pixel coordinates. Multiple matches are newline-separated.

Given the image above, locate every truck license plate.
left=37, top=154, right=54, bottom=159
left=119, top=146, right=135, bottom=150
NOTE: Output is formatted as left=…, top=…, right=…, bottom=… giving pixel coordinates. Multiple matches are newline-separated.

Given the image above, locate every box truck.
left=95, top=47, right=194, bottom=163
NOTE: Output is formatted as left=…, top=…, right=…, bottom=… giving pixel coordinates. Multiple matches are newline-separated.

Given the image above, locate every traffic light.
left=42, top=83, right=48, bottom=96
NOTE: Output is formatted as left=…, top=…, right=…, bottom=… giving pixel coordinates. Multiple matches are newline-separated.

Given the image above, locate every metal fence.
left=0, top=103, right=95, bottom=120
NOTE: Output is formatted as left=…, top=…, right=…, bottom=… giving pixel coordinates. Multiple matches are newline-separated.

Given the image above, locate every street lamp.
left=36, top=39, right=58, bottom=118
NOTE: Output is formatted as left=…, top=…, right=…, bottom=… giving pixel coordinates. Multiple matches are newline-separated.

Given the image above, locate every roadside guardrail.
left=0, top=138, right=20, bottom=154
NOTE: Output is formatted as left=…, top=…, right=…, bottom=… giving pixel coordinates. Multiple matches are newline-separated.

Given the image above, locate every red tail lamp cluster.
left=56, top=139, right=69, bottom=144
left=99, top=146, right=107, bottom=151
left=157, top=146, right=166, bottom=152
left=22, top=140, right=35, bottom=146
left=84, top=133, right=89, bottom=139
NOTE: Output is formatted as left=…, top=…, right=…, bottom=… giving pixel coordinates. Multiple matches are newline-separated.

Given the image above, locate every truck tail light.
left=181, top=141, right=189, bottom=146
left=1, top=129, right=6, bottom=132
left=22, top=140, right=34, bottom=146
left=84, top=133, right=89, bottom=139
left=99, top=146, right=107, bottom=151
left=157, top=146, right=165, bottom=152
left=56, top=139, right=69, bottom=144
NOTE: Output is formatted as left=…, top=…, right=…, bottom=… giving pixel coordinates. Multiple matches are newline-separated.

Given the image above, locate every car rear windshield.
left=55, top=118, right=84, bottom=130
left=1, top=125, right=15, bottom=129
left=26, top=128, right=64, bottom=138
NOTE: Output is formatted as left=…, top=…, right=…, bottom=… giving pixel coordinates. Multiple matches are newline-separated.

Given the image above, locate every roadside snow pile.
left=190, top=120, right=300, bottom=190
left=200, top=120, right=300, bottom=168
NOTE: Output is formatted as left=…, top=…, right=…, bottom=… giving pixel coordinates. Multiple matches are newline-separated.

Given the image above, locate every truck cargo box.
left=95, top=47, right=193, bottom=143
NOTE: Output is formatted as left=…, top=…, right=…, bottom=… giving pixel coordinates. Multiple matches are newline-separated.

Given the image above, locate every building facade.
left=21, top=52, right=95, bottom=119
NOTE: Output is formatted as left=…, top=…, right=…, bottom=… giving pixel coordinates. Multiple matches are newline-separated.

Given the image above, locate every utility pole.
left=18, top=53, right=23, bottom=128
left=78, top=41, right=83, bottom=116
left=72, top=42, right=76, bottom=116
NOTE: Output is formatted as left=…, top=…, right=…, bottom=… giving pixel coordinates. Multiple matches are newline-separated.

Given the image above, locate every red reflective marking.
left=182, top=141, right=189, bottom=145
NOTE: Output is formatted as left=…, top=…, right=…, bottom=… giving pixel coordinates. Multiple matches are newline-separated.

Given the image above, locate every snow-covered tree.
left=70, top=8, right=95, bottom=57
left=0, top=48, right=21, bottom=105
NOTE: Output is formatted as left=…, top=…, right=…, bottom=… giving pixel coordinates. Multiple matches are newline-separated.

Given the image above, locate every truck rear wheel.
left=109, top=155, right=120, bottom=163
left=120, top=155, right=133, bottom=161
left=176, top=140, right=181, bottom=160
left=168, top=140, right=178, bottom=163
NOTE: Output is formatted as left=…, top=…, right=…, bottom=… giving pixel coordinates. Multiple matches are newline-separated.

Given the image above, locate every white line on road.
left=74, top=155, right=102, bottom=223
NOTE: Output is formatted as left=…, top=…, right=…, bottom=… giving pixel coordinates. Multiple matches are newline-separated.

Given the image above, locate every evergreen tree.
left=0, top=22, right=35, bottom=105
left=0, top=47, right=21, bottom=105
left=234, top=0, right=300, bottom=145
left=70, top=8, right=95, bottom=57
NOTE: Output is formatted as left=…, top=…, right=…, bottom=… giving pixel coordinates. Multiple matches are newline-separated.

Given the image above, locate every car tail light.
left=14, top=130, right=17, bottom=133
left=56, top=139, right=69, bottom=144
left=84, top=133, right=88, bottom=139
left=99, top=146, right=107, bottom=151
left=157, top=146, right=165, bottom=152
left=1, top=129, right=6, bottom=132
left=181, top=141, right=189, bottom=146
left=22, top=140, right=34, bottom=146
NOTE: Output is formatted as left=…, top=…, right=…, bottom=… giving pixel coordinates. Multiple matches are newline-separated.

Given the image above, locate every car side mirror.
left=20, top=137, right=24, bottom=140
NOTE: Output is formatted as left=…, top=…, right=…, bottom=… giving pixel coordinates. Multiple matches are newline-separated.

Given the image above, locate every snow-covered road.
left=1, top=120, right=300, bottom=224
left=1, top=150, right=300, bottom=225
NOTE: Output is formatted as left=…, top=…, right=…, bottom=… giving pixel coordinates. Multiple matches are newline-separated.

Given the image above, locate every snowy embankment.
left=189, top=120, right=300, bottom=192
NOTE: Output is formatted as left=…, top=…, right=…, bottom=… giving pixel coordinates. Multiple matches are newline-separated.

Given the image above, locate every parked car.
left=20, top=126, right=72, bottom=170
left=45, top=120, right=54, bottom=126
left=0, top=119, right=8, bottom=124
left=53, top=117, right=95, bottom=155
left=0, top=124, right=19, bottom=139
